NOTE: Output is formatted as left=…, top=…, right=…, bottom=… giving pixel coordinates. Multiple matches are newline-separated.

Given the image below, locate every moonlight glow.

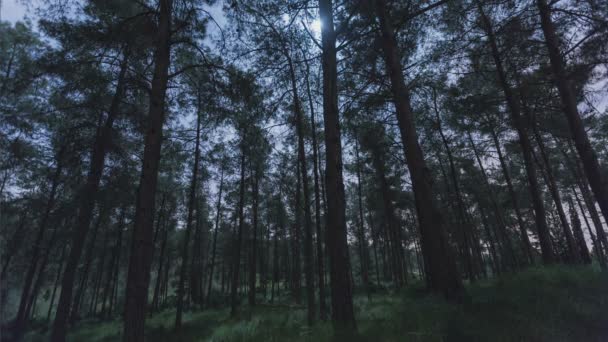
left=311, top=19, right=321, bottom=34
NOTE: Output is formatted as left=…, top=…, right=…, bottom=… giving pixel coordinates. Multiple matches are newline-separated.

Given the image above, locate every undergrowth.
left=21, top=265, right=608, bottom=341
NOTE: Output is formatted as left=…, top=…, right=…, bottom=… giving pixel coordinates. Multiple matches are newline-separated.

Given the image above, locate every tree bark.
left=121, top=1, right=171, bottom=339
left=318, top=0, right=356, bottom=329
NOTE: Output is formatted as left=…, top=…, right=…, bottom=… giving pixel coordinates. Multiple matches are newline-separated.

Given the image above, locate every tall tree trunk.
left=51, top=49, right=130, bottom=342
left=568, top=198, right=592, bottom=264
left=176, top=96, right=203, bottom=329
left=489, top=124, right=534, bottom=264
left=467, top=131, right=516, bottom=270
left=206, top=165, right=224, bottom=306
left=15, top=149, right=63, bottom=332
left=231, top=152, right=247, bottom=317
left=520, top=88, right=580, bottom=263
left=536, top=0, right=608, bottom=224
left=477, top=2, right=555, bottom=264
left=354, top=135, right=371, bottom=299
left=561, top=142, right=608, bottom=264
left=433, top=96, right=476, bottom=281
left=318, top=0, right=356, bottom=329
left=121, top=2, right=171, bottom=339
left=151, top=205, right=170, bottom=312
left=47, top=242, right=68, bottom=321
left=248, top=169, right=260, bottom=306
left=287, top=54, right=315, bottom=324
left=375, top=0, right=463, bottom=299
left=70, top=204, right=107, bottom=323
left=25, top=220, right=60, bottom=321
left=1, top=212, right=27, bottom=279
left=292, top=157, right=302, bottom=303
left=304, top=56, right=327, bottom=321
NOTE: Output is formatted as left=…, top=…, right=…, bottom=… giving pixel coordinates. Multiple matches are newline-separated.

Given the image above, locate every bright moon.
left=311, top=19, right=321, bottom=34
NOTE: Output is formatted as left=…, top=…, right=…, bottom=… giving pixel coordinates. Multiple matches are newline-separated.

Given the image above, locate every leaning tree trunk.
left=121, top=1, right=171, bottom=340
left=536, top=0, right=608, bottom=224
left=51, top=48, right=129, bottom=342
left=375, top=0, right=463, bottom=299
left=477, top=2, right=554, bottom=264
left=318, top=0, right=356, bottom=329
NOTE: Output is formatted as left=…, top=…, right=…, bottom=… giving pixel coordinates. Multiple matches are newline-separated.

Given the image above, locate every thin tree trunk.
left=304, top=56, right=327, bottom=321
left=521, top=89, right=579, bottom=263
left=467, top=131, right=517, bottom=270
left=151, top=205, right=170, bottom=312
left=489, top=124, right=534, bottom=264
left=248, top=169, right=260, bottom=306
left=70, top=204, right=107, bottom=323
left=568, top=198, right=592, bottom=264
left=176, top=94, right=203, bottom=329
left=287, top=54, right=315, bottom=324
left=15, top=148, right=64, bottom=332
left=231, top=152, right=247, bottom=317
left=206, top=165, right=224, bottom=306
left=433, top=97, right=476, bottom=281
left=47, top=243, right=68, bottom=321
left=354, top=134, right=371, bottom=299
left=1, top=212, right=27, bottom=279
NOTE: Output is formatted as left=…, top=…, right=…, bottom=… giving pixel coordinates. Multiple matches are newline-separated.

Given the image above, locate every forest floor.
left=21, top=266, right=608, bottom=342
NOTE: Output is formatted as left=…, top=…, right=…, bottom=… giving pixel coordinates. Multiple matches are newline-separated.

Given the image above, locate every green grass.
left=23, top=266, right=608, bottom=341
